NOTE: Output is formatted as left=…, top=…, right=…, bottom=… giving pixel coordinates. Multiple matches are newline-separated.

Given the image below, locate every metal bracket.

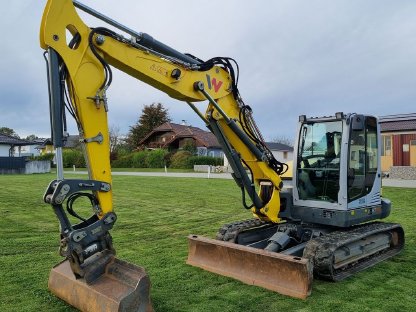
left=87, top=92, right=108, bottom=111
left=82, top=132, right=103, bottom=144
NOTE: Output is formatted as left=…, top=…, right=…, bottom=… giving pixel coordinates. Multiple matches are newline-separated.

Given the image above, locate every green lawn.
left=0, top=173, right=415, bottom=312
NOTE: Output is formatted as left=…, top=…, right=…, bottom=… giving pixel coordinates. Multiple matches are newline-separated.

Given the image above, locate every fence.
left=0, top=157, right=26, bottom=174
left=0, top=157, right=51, bottom=174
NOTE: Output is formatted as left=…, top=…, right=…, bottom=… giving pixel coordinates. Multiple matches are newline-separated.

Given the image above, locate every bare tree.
left=271, top=135, right=294, bottom=147
left=109, top=125, right=121, bottom=153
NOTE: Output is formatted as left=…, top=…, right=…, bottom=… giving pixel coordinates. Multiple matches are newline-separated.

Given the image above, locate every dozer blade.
left=48, top=258, right=153, bottom=312
left=187, top=235, right=313, bottom=299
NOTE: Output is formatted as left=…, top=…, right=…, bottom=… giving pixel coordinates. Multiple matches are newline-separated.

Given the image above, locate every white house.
left=265, top=142, right=294, bottom=163
left=14, top=139, right=44, bottom=157
left=0, top=134, right=32, bottom=157
left=223, top=142, right=294, bottom=169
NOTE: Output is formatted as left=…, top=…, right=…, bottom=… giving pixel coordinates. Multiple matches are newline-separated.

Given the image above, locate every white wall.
left=25, top=160, right=51, bottom=174
left=14, top=144, right=40, bottom=157
left=271, top=150, right=293, bottom=163
left=223, top=150, right=293, bottom=170
left=0, top=145, right=11, bottom=156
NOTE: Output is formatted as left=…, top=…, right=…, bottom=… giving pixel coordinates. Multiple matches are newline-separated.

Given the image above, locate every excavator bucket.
left=48, top=258, right=153, bottom=312
left=187, top=235, right=313, bottom=299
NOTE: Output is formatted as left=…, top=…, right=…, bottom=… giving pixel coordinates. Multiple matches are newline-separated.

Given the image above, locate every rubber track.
left=216, top=219, right=270, bottom=242
left=303, top=222, right=404, bottom=281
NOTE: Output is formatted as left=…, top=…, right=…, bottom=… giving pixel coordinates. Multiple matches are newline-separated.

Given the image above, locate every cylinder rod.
left=73, top=0, right=199, bottom=65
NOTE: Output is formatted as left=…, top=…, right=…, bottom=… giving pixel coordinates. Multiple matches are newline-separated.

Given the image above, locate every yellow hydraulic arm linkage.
left=40, top=1, right=306, bottom=310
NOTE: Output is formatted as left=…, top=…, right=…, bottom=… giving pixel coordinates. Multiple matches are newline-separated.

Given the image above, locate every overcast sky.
left=1, top=0, right=416, bottom=142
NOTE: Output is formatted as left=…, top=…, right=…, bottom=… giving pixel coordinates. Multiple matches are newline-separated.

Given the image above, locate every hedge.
left=62, top=149, right=85, bottom=168
left=30, top=154, right=54, bottom=161
left=111, top=153, right=134, bottom=168
left=188, top=156, right=223, bottom=166
left=112, top=149, right=169, bottom=168
left=111, top=149, right=222, bottom=169
left=146, top=149, right=168, bottom=168
left=132, top=151, right=148, bottom=168
left=169, top=151, right=193, bottom=169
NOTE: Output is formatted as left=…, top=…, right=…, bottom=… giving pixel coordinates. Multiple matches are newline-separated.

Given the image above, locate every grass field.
left=0, top=173, right=415, bottom=312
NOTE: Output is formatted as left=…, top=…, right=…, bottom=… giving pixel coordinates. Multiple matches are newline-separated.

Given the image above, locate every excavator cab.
left=292, top=113, right=391, bottom=227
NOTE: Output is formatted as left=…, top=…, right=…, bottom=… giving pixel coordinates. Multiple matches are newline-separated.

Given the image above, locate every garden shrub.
left=132, top=151, right=148, bottom=168
left=62, top=149, right=85, bottom=168
left=188, top=156, right=223, bottom=166
left=30, top=154, right=54, bottom=161
left=146, top=149, right=168, bottom=168
left=169, top=151, right=192, bottom=169
left=112, top=153, right=135, bottom=168
left=111, top=149, right=169, bottom=168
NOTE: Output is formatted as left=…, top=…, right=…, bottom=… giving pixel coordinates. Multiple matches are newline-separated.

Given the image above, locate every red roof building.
left=138, top=122, right=223, bottom=157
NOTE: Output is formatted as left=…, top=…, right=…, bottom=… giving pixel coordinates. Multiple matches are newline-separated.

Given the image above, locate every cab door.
left=347, top=116, right=378, bottom=204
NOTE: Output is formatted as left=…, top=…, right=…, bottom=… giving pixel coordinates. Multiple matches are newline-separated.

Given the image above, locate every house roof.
left=0, top=134, right=32, bottom=146
left=379, top=113, right=416, bottom=132
left=64, top=135, right=80, bottom=148
left=139, top=122, right=220, bottom=148
left=265, top=142, right=294, bottom=152
left=38, top=135, right=80, bottom=148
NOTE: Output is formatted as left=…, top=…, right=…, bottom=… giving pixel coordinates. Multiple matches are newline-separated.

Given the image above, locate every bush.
left=132, top=151, right=148, bottom=168
left=30, top=154, right=54, bottom=161
left=111, top=149, right=169, bottom=168
left=146, top=149, right=168, bottom=168
left=164, top=151, right=175, bottom=167
left=188, top=156, right=223, bottom=166
left=62, top=149, right=85, bottom=168
left=170, top=151, right=193, bottom=169
left=182, top=140, right=197, bottom=154
left=111, top=154, right=134, bottom=168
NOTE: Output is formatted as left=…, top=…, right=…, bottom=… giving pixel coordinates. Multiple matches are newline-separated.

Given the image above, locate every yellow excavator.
left=40, top=0, right=404, bottom=310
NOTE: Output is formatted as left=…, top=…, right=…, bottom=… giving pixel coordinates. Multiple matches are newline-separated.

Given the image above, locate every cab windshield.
left=297, top=121, right=342, bottom=203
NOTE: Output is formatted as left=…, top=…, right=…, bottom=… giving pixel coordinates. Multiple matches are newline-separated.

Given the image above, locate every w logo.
left=206, top=74, right=223, bottom=93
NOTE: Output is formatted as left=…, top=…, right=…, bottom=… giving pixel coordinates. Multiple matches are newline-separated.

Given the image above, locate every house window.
left=381, top=135, right=391, bottom=156
left=197, top=147, right=207, bottom=156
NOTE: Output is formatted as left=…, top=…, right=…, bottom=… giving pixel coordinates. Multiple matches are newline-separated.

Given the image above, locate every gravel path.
left=65, top=170, right=416, bottom=188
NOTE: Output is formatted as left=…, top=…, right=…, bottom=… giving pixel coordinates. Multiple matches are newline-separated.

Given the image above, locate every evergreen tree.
left=0, top=127, right=19, bottom=138
left=25, top=134, right=39, bottom=141
left=126, top=103, right=171, bottom=150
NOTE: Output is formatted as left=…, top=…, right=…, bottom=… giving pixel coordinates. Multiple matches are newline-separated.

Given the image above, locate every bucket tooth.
left=187, top=235, right=313, bottom=299
left=48, top=258, right=153, bottom=312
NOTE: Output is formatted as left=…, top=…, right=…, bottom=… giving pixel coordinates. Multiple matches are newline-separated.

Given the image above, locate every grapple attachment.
left=49, top=258, right=153, bottom=312
left=187, top=235, right=313, bottom=299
